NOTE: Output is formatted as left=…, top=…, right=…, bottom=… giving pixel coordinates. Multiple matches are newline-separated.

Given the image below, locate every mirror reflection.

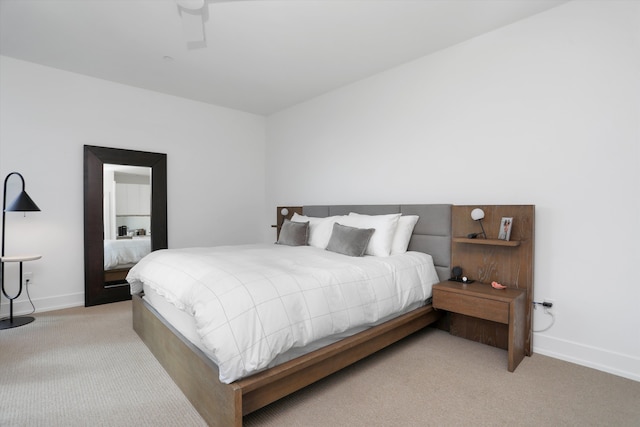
left=103, top=164, right=151, bottom=287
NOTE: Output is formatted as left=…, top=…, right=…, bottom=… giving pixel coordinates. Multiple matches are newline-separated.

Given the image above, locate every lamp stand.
left=0, top=259, right=35, bottom=329
left=1, top=172, right=41, bottom=330
left=467, top=220, right=487, bottom=239
left=478, top=219, right=487, bottom=239
left=0, top=317, right=35, bottom=329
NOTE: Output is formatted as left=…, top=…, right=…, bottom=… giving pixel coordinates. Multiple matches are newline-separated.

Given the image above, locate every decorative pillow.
left=277, top=219, right=309, bottom=246
left=291, top=213, right=344, bottom=249
left=341, top=213, right=401, bottom=257
left=391, top=215, right=419, bottom=255
left=325, top=223, right=374, bottom=257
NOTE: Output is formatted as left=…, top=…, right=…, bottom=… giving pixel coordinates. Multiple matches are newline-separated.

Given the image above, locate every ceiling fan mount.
left=175, top=0, right=205, bottom=11
left=174, top=0, right=207, bottom=44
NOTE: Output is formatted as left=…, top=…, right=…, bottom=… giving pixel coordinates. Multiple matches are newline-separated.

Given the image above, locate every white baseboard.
left=534, top=334, right=640, bottom=382
left=0, top=292, right=85, bottom=317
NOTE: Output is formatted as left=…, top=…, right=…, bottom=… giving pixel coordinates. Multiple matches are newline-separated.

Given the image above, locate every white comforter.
left=104, top=238, right=151, bottom=270
left=127, top=244, right=439, bottom=383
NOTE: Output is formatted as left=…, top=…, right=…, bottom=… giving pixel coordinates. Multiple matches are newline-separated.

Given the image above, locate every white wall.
left=266, top=1, right=640, bottom=381
left=0, top=56, right=266, bottom=312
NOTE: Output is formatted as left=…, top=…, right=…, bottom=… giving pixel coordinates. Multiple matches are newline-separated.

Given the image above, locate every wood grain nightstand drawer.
left=433, top=289, right=509, bottom=324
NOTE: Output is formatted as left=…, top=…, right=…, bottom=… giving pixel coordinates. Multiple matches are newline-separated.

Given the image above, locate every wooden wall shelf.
left=453, top=237, right=521, bottom=247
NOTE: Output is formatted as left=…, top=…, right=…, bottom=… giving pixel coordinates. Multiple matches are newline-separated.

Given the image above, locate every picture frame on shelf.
left=498, top=217, right=513, bottom=241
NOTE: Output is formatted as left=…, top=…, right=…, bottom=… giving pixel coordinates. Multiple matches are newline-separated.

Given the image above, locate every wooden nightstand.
left=432, top=281, right=526, bottom=372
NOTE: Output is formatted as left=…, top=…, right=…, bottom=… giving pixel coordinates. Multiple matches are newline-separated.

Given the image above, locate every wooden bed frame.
left=133, top=295, right=441, bottom=426
left=132, top=204, right=452, bottom=426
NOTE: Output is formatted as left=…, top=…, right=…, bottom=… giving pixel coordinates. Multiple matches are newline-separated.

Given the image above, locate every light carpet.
left=1, top=301, right=638, bottom=426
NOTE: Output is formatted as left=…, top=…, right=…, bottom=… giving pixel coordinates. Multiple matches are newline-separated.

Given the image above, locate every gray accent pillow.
left=326, top=223, right=375, bottom=257
left=277, top=219, right=309, bottom=246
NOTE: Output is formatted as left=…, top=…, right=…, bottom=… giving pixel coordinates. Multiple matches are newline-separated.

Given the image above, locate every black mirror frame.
left=83, top=145, right=167, bottom=307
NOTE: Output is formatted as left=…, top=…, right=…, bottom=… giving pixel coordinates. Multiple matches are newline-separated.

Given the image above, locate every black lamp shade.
left=5, top=190, right=41, bottom=212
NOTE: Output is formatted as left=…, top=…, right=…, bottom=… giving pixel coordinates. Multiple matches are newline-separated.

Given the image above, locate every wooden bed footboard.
left=132, top=293, right=442, bottom=427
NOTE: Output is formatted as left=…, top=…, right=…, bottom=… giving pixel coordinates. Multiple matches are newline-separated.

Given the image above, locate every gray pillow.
left=326, top=223, right=375, bottom=257
left=277, top=219, right=309, bottom=246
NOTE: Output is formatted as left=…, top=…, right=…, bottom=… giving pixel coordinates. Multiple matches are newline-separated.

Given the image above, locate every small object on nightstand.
left=452, top=266, right=462, bottom=278
left=491, top=281, right=507, bottom=289
left=449, top=266, right=475, bottom=283
left=449, top=276, right=475, bottom=284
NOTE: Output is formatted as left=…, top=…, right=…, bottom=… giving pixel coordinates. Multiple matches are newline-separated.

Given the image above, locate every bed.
left=130, top=204, right=452, bottom=426
left=103, top=237, right=151, bottom=284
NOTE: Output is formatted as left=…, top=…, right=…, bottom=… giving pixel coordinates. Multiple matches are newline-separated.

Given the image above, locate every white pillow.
left=291, top=213, right=344, bottom=249
left=390, top=215, right=419, bottom=255
left=341, top=213, right=401, bottom=257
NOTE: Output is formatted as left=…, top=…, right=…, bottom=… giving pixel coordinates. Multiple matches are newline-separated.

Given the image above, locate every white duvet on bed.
left=126, top=244, right=439, bottom=383
left=104, top=238, right=151, bottom=270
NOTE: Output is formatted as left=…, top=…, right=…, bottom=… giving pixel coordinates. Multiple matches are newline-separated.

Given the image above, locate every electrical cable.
left=533, top=307, right=555, bottom=333
left=24, top=278, right=36, bottom=315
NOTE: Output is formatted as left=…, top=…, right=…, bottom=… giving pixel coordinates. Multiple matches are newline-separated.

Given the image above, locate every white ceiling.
left=0, top=0, right=569, bottom=115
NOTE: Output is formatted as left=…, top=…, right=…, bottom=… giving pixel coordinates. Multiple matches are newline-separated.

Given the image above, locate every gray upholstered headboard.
left=302, top=204, right=452, bottom=282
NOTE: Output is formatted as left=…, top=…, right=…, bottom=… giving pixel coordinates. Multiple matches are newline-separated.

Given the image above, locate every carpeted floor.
left=1, top=301, right=639, bottom=426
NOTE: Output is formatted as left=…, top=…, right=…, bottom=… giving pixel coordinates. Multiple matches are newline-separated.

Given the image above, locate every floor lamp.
left=1, top=172, right=41, bottom=330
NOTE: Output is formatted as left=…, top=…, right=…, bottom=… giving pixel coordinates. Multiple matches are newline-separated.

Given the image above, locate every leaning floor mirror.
left=83, top=145, right=167, bottom=306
